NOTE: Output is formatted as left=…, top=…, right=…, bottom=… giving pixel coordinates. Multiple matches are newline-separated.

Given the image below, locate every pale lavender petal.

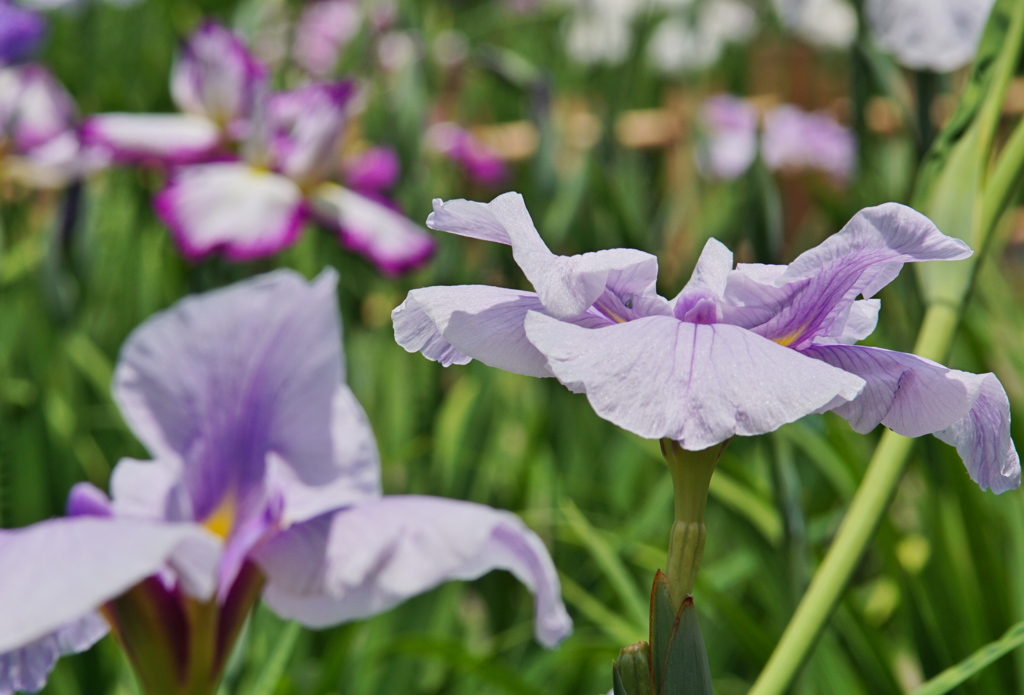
left=721, top=203, right=971, bottom=348
left=428, top=193, right=660, bottom=319
left=265, top=385, right=382, bottom=527
left=816, top=299, right=879, bottom=345
left=309, top=183, right=435, bottom=276
left=393, top=285, right=552, bottom=377
left=936, top=373, right=1020, bottom=494
left=171, top=20, right=265, bottom=124
left=112, top=270, right=374, bottom=524
left=676, top=237, right=734, bottom=302
left=524, top=312, right=864, bottom=450
left=695, top=94, right=758, bottom=181
left=801, top=344, right=976, bottom=436
left=154, top=162, right=306, bottom=262
left=0, top=517, right=211, bottom=653
left=254, top=496, right=572, bottom=647
left=867, top=0, right=994, bottom=72
left=0, top=614, right=106, bottom=695
left=81, top=113, right=221, bottom=165
left=65, top=482, right=112, bottom=518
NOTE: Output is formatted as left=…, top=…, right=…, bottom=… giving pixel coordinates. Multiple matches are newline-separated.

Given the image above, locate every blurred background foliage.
left=2, top=0, right=1024, bottom=694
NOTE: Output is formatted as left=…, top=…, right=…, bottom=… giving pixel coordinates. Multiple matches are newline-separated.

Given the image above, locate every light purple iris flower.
left=0, top=64, right=105, bottom=189
left=0, top=270, right=571, bottom=695
left=761, top=104, right=856, bottom=182
left=82, top=21, right=265, bottom=165
left=0, top=1, right=45, bottom=65
left=393, top=193, right=1020, bottom=494
left=867, top=0, right=995, bottom=73
left=154, top=82, right=435, bottom=274
left=695, top=94, right=758, bottom=181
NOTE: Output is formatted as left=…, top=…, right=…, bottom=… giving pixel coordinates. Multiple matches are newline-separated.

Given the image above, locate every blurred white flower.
left=866, top=0, right=995, bottom=72
left=648, top=0, right=757, bottom=73
left=377, top=30, right=418, bottom=71
left=773, top=0, right=858, bottom=49
left=564, top=5, right=635, bottom=64
left=695, top=93, right=758, bottom=179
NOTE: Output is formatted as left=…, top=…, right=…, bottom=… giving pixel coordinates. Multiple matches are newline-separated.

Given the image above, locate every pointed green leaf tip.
left=662, top=597, right=713, bottom=695
left=614, top=642, right=654, bottom=695
left=650, top=571, right=676, bottom=694
left=647, top=572, right=713, bottom=695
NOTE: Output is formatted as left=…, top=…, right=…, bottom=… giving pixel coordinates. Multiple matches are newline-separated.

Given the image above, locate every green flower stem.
left=661, top=440, right=722, bottom=607
left=747, top=301, right=960, bottom=695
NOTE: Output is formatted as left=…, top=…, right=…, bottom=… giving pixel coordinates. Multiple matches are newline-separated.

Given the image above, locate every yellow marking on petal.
left=203, top=495, right=236, bottom=539
left=772, top=325, right=808, bottom=348
left=594, top=300, right=627, bottom=324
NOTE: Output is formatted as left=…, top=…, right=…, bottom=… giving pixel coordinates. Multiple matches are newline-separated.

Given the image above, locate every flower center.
left=203, top=495, right=236, bottom=539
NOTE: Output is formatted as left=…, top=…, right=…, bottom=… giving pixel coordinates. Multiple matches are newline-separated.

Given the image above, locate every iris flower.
left=0, top=63, right=104, bottom=189
left=83, top=21, right=264, bottom=165
left=394, top=193, right=1020, bottom=494
left=0, top=270, right=571, bottom=695
left=153, top=81, right=435, bottom=273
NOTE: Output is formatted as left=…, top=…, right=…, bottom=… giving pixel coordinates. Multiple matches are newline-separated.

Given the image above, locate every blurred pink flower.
left=695, top=94, right=758, bottom=180
left=761, top=104, right=856, bottom=181
left=295, top=0, right=362, bottom=77
left=427, top=122, right=507, bottom=186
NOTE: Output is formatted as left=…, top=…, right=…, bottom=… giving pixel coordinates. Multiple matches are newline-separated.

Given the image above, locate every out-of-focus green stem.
left=747, top=302, right=959, bottom=695
left=981, top=116, right=1024, bottom=242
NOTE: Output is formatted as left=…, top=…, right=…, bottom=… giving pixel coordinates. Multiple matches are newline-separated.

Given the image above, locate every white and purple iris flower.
left=426, top=121, right=507, bottom=187
left=393, top=193, right=1020, bottom=494
left=0, top=270, right=571, bottom=694
left=153, top=81, right=435, bottom=274
left=0, top=63, right=105, bottom=189
left=82, top=21, right=264, bottom=166
left=866, top=0, right=995, bottom=73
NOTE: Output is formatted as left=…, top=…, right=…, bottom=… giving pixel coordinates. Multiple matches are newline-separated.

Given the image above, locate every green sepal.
left=661, top=597, right=713, bottom=695
left=649, top=571, right=676, bottom=694
left=613, top=642, right=654, bottom=695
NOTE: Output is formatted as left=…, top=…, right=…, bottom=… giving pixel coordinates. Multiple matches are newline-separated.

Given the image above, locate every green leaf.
left=649, top=571, right=675, bottom=695
left=909, top=619, right=1024, bottom=695
left=660, top=598, right=713, bottom=695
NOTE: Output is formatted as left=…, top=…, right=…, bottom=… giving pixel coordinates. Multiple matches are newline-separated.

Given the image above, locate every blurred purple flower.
left=427, top=122, right=507, bottom=187
left=83, top=21, right=266, bottom=165
left=695, top=94, right=758, bottom=180
left=0, top=1, right=45, bottom=65
left=344, top=145, right=400, bottom=193
left=761, top=104, right=856, bottom=181
left=294, top=0, right=362, bottom=77
left=0, top=270, right=571, bottom=694
left=0, top=64, right=105, bottom=188
left=394, top=193, right=1020, bottom=493
left=155, top=82, right=434, bottom=274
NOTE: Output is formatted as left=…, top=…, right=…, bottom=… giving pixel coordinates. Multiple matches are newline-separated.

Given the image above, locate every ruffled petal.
left=254, top=495, right=572, bottom=647
left=309, top=183, right=435, bottom=276
left=801, top=344, right=976, bottom=436
left=935, top=373, right=1020, bottom=494
left=0, top=614, right=107, bottom=695
left=81, top=113, right=221, bottom=165
left=112, top=270, right=378, bottom=524
left=805, top=344, right=1020, bottom=493
left=154, top=162, right=306, bottom=262
left=721, top=203, right=971, bottom=348
left=392, top=285, right=552, bottom=377
left=0, top=517, right=211, bottom=653
left=678, top=237, right=734, bottom=299
left=524, top=312, right=865, bottom=450
left=427, top=193, right=661, bottom=319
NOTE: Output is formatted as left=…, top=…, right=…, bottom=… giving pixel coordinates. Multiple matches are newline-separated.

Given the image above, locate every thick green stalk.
left=661, top=440, right=722, bottom=608
left=747, top=302, right=959, bottom=695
